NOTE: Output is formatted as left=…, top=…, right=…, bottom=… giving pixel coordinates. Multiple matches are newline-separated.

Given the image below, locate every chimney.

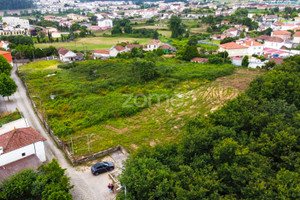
left=0, top=146, right=3, bottom=155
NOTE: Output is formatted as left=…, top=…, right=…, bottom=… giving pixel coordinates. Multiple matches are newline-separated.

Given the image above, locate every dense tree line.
left=0, top=159, right=73, bottom=200
left=202, top=8, right=258, bottom=31
left=119, top=55, right=300, bottom=199
left=0, top=0, right=33, bottom=10
left=0, top=35, right=33, bottom=46
left=12, top=45, right=58, bottom=60
left=0, top=55, right=16, bottom=99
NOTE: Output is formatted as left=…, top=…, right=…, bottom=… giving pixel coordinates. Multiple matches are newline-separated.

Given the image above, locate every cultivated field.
left=35, top=37, right=152, bottom=50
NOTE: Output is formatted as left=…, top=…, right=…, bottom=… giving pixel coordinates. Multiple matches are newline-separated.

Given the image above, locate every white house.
left=92, top=50, right=110, bottom=59
left=224, top=28, right=239, bottom=37
left=109, top=45, right=127, bottom=57
left=248, top=58, right=268, bottom=68
left=272, top=30, right=291, bottom=41
left=241, top=40, right=264, bottom=56
left=293, top=32, right=300, bottom=43
left=0, top=127, right=46, bottom=167
left=0, top=41, right=10, bottom=50
left=264, top=37, right=284, bottom=49
left=98, top=19, right=113, bottom=29
left=219, top=42, right=249, bottom=57
left=58, top=47, right=77, bottom=62
left=146, top=39, right=161, bottom=51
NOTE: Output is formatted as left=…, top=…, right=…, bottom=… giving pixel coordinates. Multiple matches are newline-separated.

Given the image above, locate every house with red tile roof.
left=293, top=31, right=300, bottom=43
left=0, top=50, right=13, bottom=66
left=57, top=47, right=77, bottom=62
left=109, top=45, right=128, bottom=57
left=146, top=39, right=161, bottom=51
left=241, top=40, right=264, bottom=56
left=219, top=42, right=249, bottom=57
left=272, top=30, right=291, bottom=41
left=191, top=57, right=208, bottom=63
left=92, top=50, right=110, bottom=59
left=224, top=28, right=239, bottom=37
left=0, top=127, right=46, bottom=169
left=264, top=36, right=285, bottom=49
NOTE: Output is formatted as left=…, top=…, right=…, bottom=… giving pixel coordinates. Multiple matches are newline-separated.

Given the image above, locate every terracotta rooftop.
left=148, top=39, right=160, bottom=45
left=219, top=42, right=248, bottom=49
left=0, top=127, right=46, bottom=154
left=294, top=32, right=300, bottom=37
left=114, top=45, right=125, bottom=52
left=273, top=30, right=291, bottom=35
left=191, top=57, right=208, bottom=63
left=266, top=36, right=284, bottom=43
left=0, top=50, right=12, bottom=62
left=269, top=57, right=284, bottom=65
left=93, top=50, right=110, bottom=54
left=125, top=44, right=142, bottom=49
left=257, top=35, right=271, bottom=40
left=57, top=47, right=70, bottom=55
left=243, top=40, right=263, bottom=46
left=160, top=44, right=171, bottom=50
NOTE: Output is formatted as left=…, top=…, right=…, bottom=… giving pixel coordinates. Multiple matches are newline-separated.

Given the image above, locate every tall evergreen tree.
left=169, top=15, right=185, bottom=38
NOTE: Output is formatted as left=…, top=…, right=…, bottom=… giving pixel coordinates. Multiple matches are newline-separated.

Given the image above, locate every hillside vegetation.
left=119, top=55, right=300, bottom=199
left=0, top=0, right=33, bottom=10
left=19, top=59, right=242, bottom=155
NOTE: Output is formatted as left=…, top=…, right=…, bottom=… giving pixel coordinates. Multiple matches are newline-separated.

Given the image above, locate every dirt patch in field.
left=216, top=69, right=263, bottom=91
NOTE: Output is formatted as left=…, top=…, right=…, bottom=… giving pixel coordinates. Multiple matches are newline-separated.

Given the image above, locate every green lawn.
left=35, top=37, right=152, bottom=51
left=19, top=59, right=262, bottom=157
left=0, top=111, right=22, bottom=127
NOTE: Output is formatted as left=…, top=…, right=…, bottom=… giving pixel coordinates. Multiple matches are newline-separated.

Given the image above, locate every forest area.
left=119, top=55, right=300, bottom=199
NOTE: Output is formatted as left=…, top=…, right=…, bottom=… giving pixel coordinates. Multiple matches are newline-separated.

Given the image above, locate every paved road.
left=8, top=64, right=118, bottom=200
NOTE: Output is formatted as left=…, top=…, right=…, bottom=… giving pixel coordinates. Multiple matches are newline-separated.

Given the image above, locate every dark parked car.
left=91, top=161, right=114, bottom=175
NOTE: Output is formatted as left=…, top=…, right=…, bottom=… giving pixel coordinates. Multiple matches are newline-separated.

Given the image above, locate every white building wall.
left=0, top=142, right=46, bottom=166
left=109, top=48, right=119, bottom=57
left=93, top=53, right=110, bottom=59
left=0, top=144, right=35, bottom=166
left=248, top=46, right=264, bottom=56
left=264, top=41, right=284, bottom=49
left=98, top=19, right=113, bottom=28
left=293, top=37, right=300, bottom=44
left=2, top=17, right=30, bottom=29
left=34, top=141, right=46, bottom=162
left=146, top=44, right=159, bottom=51
left=219, top=47, right=248, bottom=57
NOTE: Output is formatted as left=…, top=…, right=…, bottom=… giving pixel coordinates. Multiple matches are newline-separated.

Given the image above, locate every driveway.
left=3, top=64, right=128, bottom=200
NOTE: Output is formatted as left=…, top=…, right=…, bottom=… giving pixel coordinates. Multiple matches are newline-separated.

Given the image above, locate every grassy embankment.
left=19, top=59, right=262, bottom=157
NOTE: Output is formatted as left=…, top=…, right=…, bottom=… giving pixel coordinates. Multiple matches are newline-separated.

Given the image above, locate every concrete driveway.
left=75, top=155, right=121, bottom=200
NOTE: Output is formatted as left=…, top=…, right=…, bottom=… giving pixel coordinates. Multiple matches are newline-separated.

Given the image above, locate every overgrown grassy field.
left=35, top=37, right=152, bottom=50
left=19, top=59, right=262, bottom=156
left=0, top=111, right=22, bottom=127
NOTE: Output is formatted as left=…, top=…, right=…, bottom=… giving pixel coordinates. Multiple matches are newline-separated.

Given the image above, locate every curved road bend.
left=9, top=65, right=103, bottom=200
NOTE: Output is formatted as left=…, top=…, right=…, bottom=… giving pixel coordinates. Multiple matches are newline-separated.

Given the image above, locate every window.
left=22, top=153, right=26, bottom=157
